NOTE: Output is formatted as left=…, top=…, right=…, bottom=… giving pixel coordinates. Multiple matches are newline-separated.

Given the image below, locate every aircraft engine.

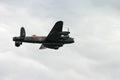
left=58, top=31, right=70, bottom=35
left=20, top=27, right=26, bottom=40
left=43, top=43, right=63, bottom=49
left=46, top=46, right=59, bottom=49
left=44, top=43, right=63, bottom=47
left=15, top=41, right=22, bottom=47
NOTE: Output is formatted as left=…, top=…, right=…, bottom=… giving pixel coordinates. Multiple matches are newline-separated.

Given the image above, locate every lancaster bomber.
left=13, top=21, right=74, bottom=50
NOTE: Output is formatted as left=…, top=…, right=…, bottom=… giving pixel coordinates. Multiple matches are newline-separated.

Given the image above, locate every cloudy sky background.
left=0, top=0, right=120, bottom=80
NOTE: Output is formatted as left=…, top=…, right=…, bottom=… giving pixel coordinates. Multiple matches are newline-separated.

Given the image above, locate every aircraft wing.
left=39, top=44, right=46, bottom=49
left=45, top=21, right=63, bottom=42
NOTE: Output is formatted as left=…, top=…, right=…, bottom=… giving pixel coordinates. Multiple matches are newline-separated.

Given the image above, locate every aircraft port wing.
left=45, top=21, right=63, bottom=42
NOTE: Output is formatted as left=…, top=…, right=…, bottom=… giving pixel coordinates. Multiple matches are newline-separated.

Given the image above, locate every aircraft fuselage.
left=13, top=36, right=74, bottom=44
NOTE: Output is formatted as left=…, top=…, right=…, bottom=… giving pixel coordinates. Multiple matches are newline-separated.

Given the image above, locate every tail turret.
left=13, top=27, right=26, bottom=47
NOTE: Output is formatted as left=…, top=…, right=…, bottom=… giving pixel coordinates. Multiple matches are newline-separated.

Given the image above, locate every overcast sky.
left=0, top=0, right=120, bottom=80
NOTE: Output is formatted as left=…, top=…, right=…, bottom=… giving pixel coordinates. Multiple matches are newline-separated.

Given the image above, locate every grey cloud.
left=91, top=0, right=120, bottom=9
left=0, top=52, right=52, bottom=80
left=0, top=0, right=120, bottom=80
left=93, top=61, right=120, bottom=80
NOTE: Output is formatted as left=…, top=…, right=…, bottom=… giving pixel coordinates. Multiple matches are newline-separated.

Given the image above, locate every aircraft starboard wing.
left=39, top=44, right=46, bottom=49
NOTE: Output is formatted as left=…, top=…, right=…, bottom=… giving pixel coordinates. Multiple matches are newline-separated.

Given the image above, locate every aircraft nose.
left=70, top=38, right=74, bottom=43
left=72, top=38, right=75, bottom=43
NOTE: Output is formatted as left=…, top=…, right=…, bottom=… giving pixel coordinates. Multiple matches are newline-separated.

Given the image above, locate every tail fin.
left=20, top=27, right=26, bottom=40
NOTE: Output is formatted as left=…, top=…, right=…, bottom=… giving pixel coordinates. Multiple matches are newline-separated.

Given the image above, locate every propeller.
left=66, top=28, right=70, bottom=37
left=68, top=28, right=69, bottom=32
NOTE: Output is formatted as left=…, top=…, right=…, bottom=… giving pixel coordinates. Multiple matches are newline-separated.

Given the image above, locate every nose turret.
left=71, top=37, right=74, bottom=43
left=66, top=37, right=74, bottom=43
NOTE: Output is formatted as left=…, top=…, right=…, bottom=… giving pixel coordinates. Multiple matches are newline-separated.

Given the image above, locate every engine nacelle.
left=15, top=41, right=22, bottom=47
left=20, top=27, right=26, bottom=40
left=46, top=46, right=59, bottom=49
left=58, top=31, right=70, bottom=35
left=44, top=43, right=63, bottom=47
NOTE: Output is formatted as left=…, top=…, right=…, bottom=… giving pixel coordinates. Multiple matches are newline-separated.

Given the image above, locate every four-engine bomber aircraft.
left=13, top=21, right=74, bottom=49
